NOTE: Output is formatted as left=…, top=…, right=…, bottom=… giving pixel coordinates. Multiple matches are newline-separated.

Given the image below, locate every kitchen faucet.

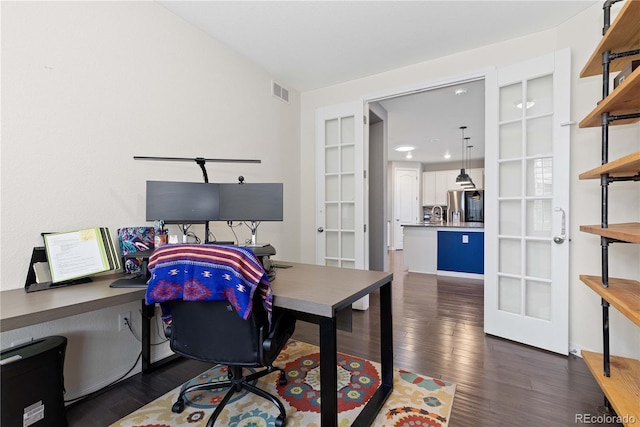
left=431, top=205, right=443, bottom=223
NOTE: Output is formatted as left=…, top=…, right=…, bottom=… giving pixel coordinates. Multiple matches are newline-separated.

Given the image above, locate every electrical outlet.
left=118, top=311, right=131, bottom=332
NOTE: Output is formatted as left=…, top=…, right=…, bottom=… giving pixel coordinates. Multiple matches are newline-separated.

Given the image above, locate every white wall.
left=1, top=1, right=301, bottom=398
left=2, top=0, right=638, bottom=403
left=300, top=3, right=639, bottom=358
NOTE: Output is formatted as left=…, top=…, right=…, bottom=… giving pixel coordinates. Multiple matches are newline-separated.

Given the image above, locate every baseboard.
left=437, top=270, right=484, bottom=280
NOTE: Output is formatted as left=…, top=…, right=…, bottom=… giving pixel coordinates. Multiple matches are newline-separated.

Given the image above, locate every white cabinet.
left=422, top=171, right=436, bottom=205
left=434, top=171, right=455, bottom=205
left=423, top=168, right=484, bottom=206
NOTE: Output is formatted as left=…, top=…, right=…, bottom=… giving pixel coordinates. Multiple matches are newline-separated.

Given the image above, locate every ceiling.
left=157, top=0, right=596, bottom=164
left=378, top=79, right=486, bottom=164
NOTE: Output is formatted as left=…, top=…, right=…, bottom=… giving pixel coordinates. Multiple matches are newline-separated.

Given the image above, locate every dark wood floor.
left=66, top=251, right=618, bottom=426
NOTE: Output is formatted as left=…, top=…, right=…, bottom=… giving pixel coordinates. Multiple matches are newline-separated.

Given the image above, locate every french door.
left=484, top=49, right=571, bottom=355
left=315, top=102, right=367, bottom=270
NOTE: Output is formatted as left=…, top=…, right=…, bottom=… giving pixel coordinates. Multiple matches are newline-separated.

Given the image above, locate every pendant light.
left=456, top=126, right=472, bottom=186
left=464, top=139, right=481, bottom=196
left=462, top=137, right=476, bottom=189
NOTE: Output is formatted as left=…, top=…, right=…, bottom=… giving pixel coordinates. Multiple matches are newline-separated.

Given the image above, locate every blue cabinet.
left=437, top=231, right=484, bottom=274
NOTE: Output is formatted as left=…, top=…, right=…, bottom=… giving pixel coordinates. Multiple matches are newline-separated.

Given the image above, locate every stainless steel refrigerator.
left=446, top=190, right=464, bottom=223
left=447, top=189, right=484, bottom=223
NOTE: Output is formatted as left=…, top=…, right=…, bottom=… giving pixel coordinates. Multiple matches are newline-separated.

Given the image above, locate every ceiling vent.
left=272, top=80, right=290, bottom=104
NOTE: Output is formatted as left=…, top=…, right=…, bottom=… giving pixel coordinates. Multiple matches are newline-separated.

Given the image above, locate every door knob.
left=553, top=207, right=567, bottom=244
left=317, top=227, right=324, bottom=233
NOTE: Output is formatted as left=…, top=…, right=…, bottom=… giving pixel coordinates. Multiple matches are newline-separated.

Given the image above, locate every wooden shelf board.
left=581, top=0, right=640, bottom=77
left=580, top=223, right=640, bottom=243
left=580, top=67, right=640, bottom=128
left=580, top=275, right=640, bottom=327
left=582, top=351, right=640, bottom=426
left=579, top=151, right=640, bottom=179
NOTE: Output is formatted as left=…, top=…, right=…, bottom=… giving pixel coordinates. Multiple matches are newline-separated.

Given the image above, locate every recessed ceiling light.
left=394, top=145, right=415, bottom=152
left=444, top=152, right=451, bottom=159
left=454, top=88, right=467, bottom=96
left=406, top=152, right=413, bottom=159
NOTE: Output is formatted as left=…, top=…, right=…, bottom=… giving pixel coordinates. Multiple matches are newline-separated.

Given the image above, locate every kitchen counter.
left=403, top=222, right=484, bottom=229
left=402, top=223, right=484, bottom=278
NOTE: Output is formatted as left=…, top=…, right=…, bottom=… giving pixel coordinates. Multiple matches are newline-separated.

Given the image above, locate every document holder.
left=24, top=247, right=91, bottom=293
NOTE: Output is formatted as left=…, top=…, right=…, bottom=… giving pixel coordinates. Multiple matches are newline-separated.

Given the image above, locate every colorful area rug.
left=111, top=340, right=456, bottom=427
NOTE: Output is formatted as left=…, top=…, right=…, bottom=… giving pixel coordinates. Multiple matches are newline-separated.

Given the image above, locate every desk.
left=1, top=263, right=394, bottom=427
left=271, top=262, right=394, bottom=427
left=0, top=274, right=171, bottom=372
left=1, top=275, right=144, bottom=331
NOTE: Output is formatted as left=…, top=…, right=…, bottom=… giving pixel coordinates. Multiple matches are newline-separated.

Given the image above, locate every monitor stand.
left=246, top=221, right=269, bottom=247
left=182, top=225, right=189, bottom=243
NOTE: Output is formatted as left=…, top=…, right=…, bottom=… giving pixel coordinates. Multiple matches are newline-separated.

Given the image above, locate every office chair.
left=164, top=295, right=296, bottom=427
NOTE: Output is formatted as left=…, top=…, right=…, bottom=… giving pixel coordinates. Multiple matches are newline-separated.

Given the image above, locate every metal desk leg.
left=141, top=300, right=180, bottom=373
left=142, top=300, right=153, bottom=372
left=319, top=316, right=338, bottom=427
left=380, top=280, right=394, bottom=387
left=352, top=279, right=394, bottom=426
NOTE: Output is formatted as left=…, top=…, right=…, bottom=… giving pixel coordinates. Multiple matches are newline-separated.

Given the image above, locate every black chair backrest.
left=167, top=295, right=269, bottom=367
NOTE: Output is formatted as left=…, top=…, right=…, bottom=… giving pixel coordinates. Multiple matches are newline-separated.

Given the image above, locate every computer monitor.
left=146, top=181, right=220, bottom=224
left=218, top=183, right=283, bottom=246
left=218, top=183, right=283, bottom=222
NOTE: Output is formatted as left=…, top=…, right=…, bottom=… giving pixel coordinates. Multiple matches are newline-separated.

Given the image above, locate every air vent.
left=272, top=80, right=290, bottom=104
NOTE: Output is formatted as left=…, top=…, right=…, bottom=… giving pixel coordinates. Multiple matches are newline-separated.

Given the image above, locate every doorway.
left=369, top=77, right=486, bottom=253
left=363, top=49, right=570, bottom=354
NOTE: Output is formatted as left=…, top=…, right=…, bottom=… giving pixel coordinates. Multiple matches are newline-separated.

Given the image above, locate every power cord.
left=64, top=350, right=142, bottom=405
left=186, top=231, right=201, bottom=244
left=65, top=312, right=171, bottom=405
left=170, top=224, right=202, bottom=244
left=124, top=316, right=141, bottom=342
left=130, top=310, right=169, bottom=346
left=226, top=221, right=241, bottom=245
left=153, top=314, right=169, bottom=345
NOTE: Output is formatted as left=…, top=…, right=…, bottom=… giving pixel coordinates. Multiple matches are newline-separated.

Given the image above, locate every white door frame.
left=364, top=60, right=569, bottom=353
left=365, top=71, right=488, bottom=252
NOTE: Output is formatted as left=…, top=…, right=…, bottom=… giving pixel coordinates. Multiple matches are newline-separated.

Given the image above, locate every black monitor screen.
left=219, top=183, right=283, bottom=221
left=146, top=181, right=220, bottom=224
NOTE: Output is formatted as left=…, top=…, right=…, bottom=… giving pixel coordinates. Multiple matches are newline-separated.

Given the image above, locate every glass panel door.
left=485, top=49, right=570, bottom=355
left=316, top=102, right=365, bottom=269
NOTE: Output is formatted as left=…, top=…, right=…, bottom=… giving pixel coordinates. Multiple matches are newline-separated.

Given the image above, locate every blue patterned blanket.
left=145, top=244, right=272, bottom=326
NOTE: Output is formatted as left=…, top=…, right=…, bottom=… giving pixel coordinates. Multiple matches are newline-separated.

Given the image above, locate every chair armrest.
left=263, top=310, right=296, bottom=353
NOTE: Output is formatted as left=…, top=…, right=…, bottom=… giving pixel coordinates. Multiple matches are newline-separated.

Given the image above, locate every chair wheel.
left=171, top=400, right=185, bottom=413
left=274, top=415, right=285, bottom=427
left=278, top=372, right=287, bottom=386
